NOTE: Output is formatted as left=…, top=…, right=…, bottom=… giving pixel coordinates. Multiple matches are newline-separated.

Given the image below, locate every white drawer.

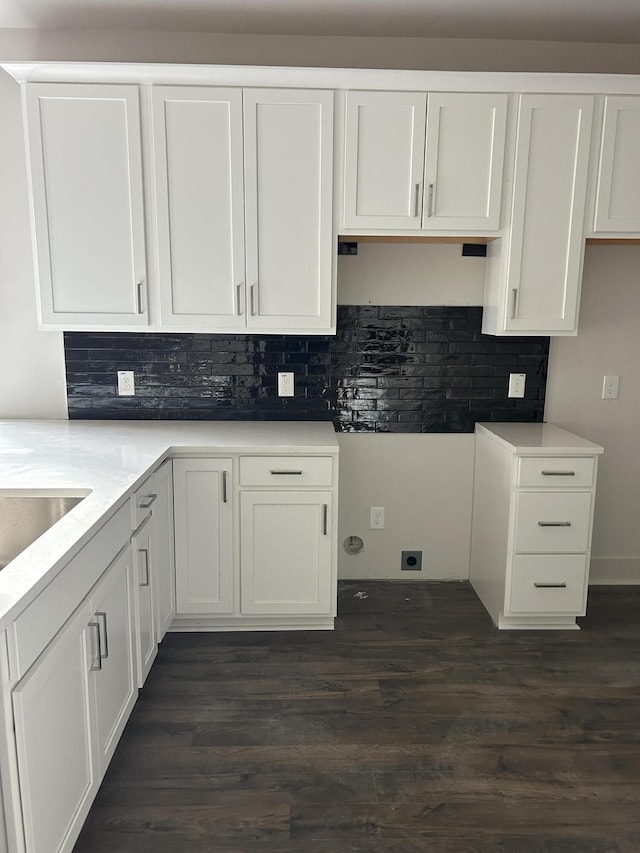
left=240, top=456, right=333, bottom=487
left=131, top=473, right=157, bottom=530
left=514, top=492, right=592, bottom=553
left=517, top=456, right=595, bottom=488
left=509, top=554, right=588, bottom=614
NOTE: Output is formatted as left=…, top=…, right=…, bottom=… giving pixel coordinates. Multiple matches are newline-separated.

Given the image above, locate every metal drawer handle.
left=534, top=582, right=567, bottom=589
left=270, top=469, right=303, bottom=475
left=414, top=183, right=421, bottom=217
left=89, top=621, right=102, bottom=671
left=323, top=504, right=328, bottom=536
left=250, top=283, right=258, bottom=316
left=139, top=494, right=157, bottom=509
left=236, top=282, right=243, bottom=316
left=139, top=548, right=150, bottom=587
left=136, top=280, right=145, bottom=314
left=222, top=470, right=228, bottom=503
left=95, top=611, right=109, bottom=660
left=538, top=521, right=572, bottom=527
left=427, top=182, right=434, bottom=217
left=541, top=470, right=576, bottom=477
left=510, top=288, right=519, bottom=320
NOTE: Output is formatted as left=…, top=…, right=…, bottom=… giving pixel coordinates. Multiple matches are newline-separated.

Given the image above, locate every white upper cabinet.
left=152, top=87, right=246, bottom=329
left=483, top=94, right=594, bottom=335
left=152, top=87, right=335, bottom=333
left=342, top=90, right=507, bottom=233
left=592, top=96, right=640, bottom=234
left=243, top=89, right=334, bottom=331
left=25, top=83, right=148, bottom=329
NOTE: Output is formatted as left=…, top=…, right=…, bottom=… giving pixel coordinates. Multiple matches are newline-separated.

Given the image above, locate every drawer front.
left=131, top=473, right=158, bottom=530
left=514, top=492, right=592, bottom=553
left=240, top=456, right=333, bottom=487
left=517, top=456, right=595, bottom=488
left=509, top=554, right=588, bottom=614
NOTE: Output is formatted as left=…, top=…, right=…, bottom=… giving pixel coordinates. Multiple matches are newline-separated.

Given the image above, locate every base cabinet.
left=470, top=423, right=603, bottom=630
left=131, top=515, right=157, bottom=687
left=151, top=461, right=176, bottom=641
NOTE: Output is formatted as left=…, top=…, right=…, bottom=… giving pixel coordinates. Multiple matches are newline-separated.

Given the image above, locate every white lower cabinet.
left=470, top=423, right=603, bottom=630
left=131, top=514, right=157, bottom=687
left=11, top=542, right=137, bottom=853
left=152, top=460, right=176, bottom=641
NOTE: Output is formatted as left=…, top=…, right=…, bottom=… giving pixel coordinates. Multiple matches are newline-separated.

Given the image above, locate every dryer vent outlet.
left=401, top=550, right=422, bottom=571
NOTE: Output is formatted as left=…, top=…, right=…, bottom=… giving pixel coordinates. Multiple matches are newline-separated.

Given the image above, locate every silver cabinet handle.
left=414, top=183, right=421, bottom=217
left=222, top=470, right=228, bottom=503
left=534, top=582, right=567, bottom=589
left=323, top=504, right=328, bottom=536
left=236, top=283, right=243, bottom=316
left=95, top=611, right=109, bottom=660
left=538, top=521, right=572, bottom=527
left=250, top=283, right=258, bottom=316
left=136, top=280, right=145, bottom=314
left=427, top=183, right=434, bottom=217
left=270, top=469, right=303, bottom=475
left=89, top=621, right=102, bottom=671
left=139, top=494, right=157, bottom=509
left=510, top=288, right=519, bottom=320
left=541, top=471, right=576, bottom=477
left=139, top=548, right=150, bottom=586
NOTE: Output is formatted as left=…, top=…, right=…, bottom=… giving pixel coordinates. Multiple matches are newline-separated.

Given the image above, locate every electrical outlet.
left=278, top=372, right=294, bottom=397
left=602, top=375, right=619, bottom=399
left=370, top=507, right=384, bottom=529
left=508, top=373, right=526, bottom=398
left=117, top=370, right=135, bottom=396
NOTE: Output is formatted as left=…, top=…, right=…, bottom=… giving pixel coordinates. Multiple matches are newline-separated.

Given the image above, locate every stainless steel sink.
left=0, top=493, right=88, bottom=570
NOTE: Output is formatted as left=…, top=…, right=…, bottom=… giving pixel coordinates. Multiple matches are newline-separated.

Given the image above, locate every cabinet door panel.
left=424, top=93, right=507, bottom=230
left=505, top=95, right=593, bottom=333
left=12, top=602, right=97, bottom=853
left=594, top=96, right=640, bottom=233
left=153, top=87, right=246, bottom=328
left=244, top=89, right=334, bottom=330
left=25, top=83, right=147, bottom=327
left=344, top=91, right=426, bottom=229
left=240, top=491, right=332, bottom=615
left=132, top=517, right=157, bottom=687
left=152, top=460, right=176, bottom=640
left=173, top=458, right=234, bottom=614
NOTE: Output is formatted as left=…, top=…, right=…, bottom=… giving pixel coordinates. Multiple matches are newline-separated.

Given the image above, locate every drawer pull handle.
left=139, top=548, right=150, bottom=587
left=95, top=610, right=109, bottom=660
left=139, top=494, right=157, bottom=509
left=541, top=470, right=576, bottom=477
left=534, top=582, right=567, bottom=589
left=538, top=521, right=572, bottom=527
left=88, top=621, right=103, bottom=671
left=270, top=470, right=303, bottom=475
left=323, top=504, right=328, bottom=536
left=222, top=470, right=228, bottom=503
left=414, top=183, right=421, bottom=217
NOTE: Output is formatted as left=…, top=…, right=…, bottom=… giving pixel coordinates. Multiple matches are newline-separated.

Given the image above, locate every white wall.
left=545, top=245, right=640, bottom=584
left=0, top=28, right=637, bottom=581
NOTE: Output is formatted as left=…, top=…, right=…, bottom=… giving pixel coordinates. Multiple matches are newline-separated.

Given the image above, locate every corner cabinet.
left=24, top=83, right=148, bottom=329
left=483, top=94, right=594, bottom=335
left=342, top=90, right=507, bottom=232
left=470, top=423, right=603, bottom=630
left=151, top=87, right=335, bottom=333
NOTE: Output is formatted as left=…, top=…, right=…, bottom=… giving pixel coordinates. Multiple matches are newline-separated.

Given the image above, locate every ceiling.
left=0, top=0, right=639, bottom=44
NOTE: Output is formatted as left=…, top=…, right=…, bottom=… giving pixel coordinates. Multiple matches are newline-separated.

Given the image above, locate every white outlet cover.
left=508, top=373, right=526, bottom=398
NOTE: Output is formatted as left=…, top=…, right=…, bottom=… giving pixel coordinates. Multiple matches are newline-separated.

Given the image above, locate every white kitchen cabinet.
left=152, top=87, right=334, bottom=333
left=151, top=460, right=176, bottom=641
left=173, top=458, right=234, bottom=615
left=24, top=83, right=148, bottom=329
left=592, top=96, right=640, bottom=234
left=342, top=91, right=507, bottom=232
left=131, top=514, right=157, bottom=687
left=483, top=94, right=594, bottom=335
left=470, top=423, right=603, bottom=630
left=240, top=491, right=333, bottom=616
left=152, top=87, right=246, bottom=330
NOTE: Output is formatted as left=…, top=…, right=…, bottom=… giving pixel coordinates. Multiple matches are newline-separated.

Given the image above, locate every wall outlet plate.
left=370, top=507, right=384, bottom=529
left=117, top=370, right=135, bottom=396
left=508, top=373, right=526, bottom=398
left=602, top=375, right=619, bottom=399
left=278, top=372, right=294, bottom=397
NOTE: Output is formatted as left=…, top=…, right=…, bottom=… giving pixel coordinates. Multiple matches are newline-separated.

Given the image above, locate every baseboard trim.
left=589, top=557, right=640, bottom=585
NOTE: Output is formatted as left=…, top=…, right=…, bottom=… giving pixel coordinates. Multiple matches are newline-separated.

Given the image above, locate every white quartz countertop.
left=0, top=419, right=338, bottom=625
left=476, top=422, right=604, bottom=455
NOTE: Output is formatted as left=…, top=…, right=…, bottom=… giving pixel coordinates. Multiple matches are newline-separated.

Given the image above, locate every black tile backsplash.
left=65, top=306, right=549, bottom=433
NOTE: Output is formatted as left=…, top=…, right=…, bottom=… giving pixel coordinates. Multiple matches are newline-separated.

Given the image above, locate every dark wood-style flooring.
left=74, top=582, right=640, bottom=852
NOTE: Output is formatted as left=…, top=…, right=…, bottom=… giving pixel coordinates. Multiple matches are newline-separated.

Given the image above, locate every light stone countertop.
left=476, top=422, right=604, bottom=456
left=0, top=419, right=338, bottom=626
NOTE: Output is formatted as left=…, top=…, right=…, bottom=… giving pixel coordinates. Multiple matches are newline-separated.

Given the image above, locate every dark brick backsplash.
left=64, top=306, right=549, bottom=433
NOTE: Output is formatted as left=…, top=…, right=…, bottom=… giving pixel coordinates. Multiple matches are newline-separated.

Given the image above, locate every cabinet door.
left=152, top=460, right=176, bottom=640
left=173, top=458, right=234, bottom=614
left=12, top=602, right=98, bottom=853
left=243, top=89, right=334, bottom=331
left=25, top=83, right=147, bottom=328
left=131, top=516, right=157, bottom=687
left=503, top=94, right=593, bottom=333
left=152, top=87, right=246, bottom=329
left=593, top=96, right=640, bottom=233
left=240, top=491, right=332, bottom=615
left=424, top=93, right=507, bottom=231
left=89, top=545, right=137, bottom=773
left=343, top=90, right=426, bottom=229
